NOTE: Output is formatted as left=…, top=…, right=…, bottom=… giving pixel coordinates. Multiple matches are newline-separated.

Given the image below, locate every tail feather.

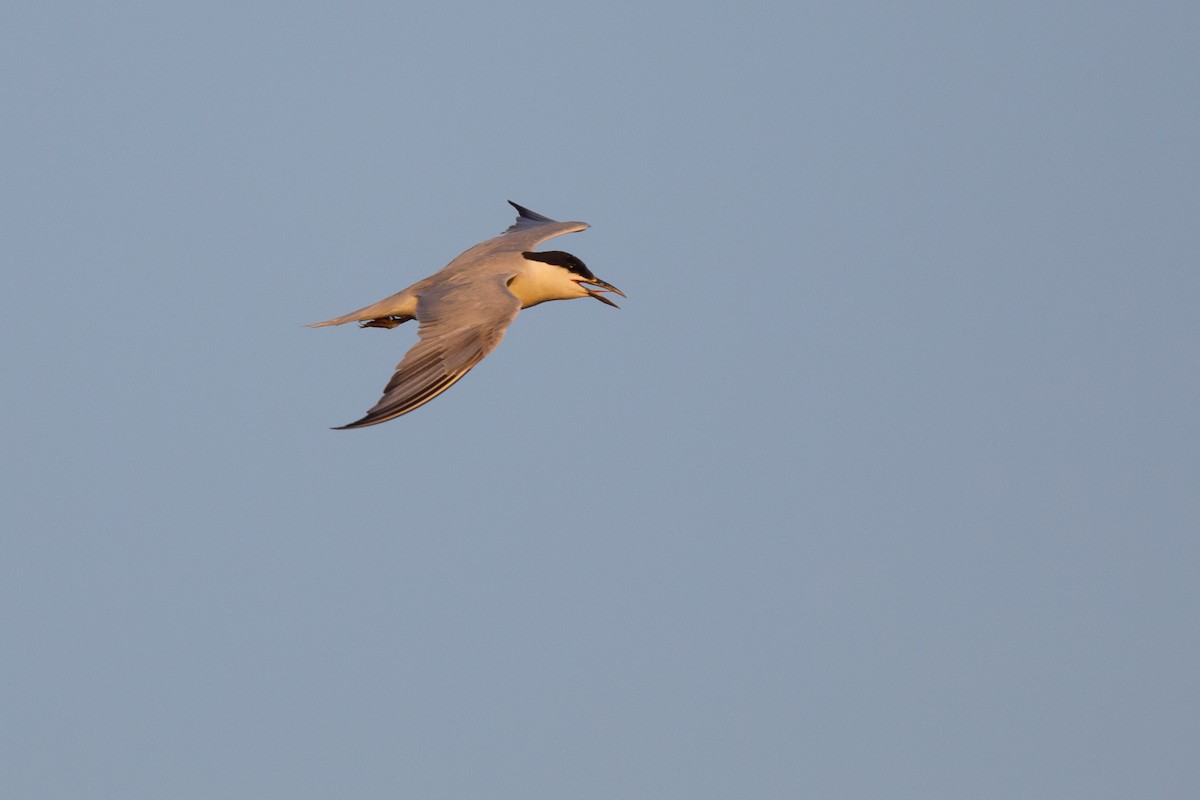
left=308, top=290, right=417, bottom=328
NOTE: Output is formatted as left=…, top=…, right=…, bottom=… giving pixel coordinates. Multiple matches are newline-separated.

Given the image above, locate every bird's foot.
left=359, top=316, right=405, bottom=329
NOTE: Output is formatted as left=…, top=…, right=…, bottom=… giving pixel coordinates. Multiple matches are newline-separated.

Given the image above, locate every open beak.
left=581, top=278, right=626, bottom=308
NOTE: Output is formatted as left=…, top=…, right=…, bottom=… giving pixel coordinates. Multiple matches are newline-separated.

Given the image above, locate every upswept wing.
left=466, top=200, right=589, bottom=256
left=335, top=277, right=522, bottom=429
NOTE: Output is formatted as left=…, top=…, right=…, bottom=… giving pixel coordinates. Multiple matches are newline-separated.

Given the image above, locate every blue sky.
left=3, top=2, right=1198, bottom=798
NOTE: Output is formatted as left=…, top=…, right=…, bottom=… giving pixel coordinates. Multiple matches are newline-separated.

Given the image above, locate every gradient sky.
left=3, top=2, right=1198, bottom=798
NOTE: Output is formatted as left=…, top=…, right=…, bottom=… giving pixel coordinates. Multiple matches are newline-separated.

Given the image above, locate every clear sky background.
left=3, top=2, right=1198, bottom=798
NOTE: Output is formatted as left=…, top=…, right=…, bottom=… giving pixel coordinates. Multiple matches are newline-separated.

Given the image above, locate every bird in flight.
left=310, top=201, right=624, bottom=428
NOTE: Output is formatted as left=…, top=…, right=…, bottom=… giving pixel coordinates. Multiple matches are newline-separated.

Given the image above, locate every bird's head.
left=520, top=250, right=625, bottom=308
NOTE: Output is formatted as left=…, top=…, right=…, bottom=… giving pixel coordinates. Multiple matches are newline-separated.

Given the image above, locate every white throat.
left=507, top=260, right=586, bottom=308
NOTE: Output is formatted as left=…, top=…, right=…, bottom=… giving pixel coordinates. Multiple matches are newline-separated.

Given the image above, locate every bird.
left=309, top=201, right=624, bottom=429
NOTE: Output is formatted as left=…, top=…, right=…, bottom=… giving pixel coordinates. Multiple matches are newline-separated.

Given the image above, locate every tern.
left=310, top=201, right=624, bottom=428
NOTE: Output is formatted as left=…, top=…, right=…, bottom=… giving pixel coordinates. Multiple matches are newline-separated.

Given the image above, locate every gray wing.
left=480, top=201, right=589, bottom=253
left=335, top=277, right=522, bottom=428
left=429, top=201, right=589, bottom=275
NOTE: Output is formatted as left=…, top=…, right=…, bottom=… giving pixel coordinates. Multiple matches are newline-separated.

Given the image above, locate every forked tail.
left=307, top=290, right=417, bottom=328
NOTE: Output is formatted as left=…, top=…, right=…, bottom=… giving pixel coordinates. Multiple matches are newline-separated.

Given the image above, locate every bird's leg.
left=359, top=316, right=407, bottom=329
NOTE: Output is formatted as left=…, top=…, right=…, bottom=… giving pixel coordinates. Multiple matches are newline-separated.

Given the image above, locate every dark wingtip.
left=331, top=417, right=375, bottom=430
left=507, top=200, right=555, bottom=222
